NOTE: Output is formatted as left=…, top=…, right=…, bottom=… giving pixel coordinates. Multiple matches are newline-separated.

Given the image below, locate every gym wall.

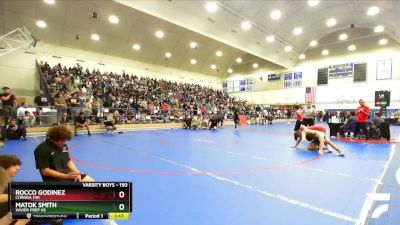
left=227, top=46, right=400, bottom=109
left=0, top=42, right=223, bottom=104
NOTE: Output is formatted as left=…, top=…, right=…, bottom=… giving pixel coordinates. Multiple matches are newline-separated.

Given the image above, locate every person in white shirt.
left=16, top=103, right=34, bottom=127
left=302, top=102, right=316, bottom=126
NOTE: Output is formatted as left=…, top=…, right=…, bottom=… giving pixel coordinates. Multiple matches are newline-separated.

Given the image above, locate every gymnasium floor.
left=2, top=122, right=399, bottom=225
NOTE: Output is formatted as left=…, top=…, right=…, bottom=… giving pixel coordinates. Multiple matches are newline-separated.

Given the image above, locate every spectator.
left=183, top=115, right=192, bottom=129
left=355, top=99, right=370, bottom=139
left=0, top=155, right=29, bottom=225
left=74, top=112, right=91, bottom=136
left=200, top=115, right=208, bottom=129
left=16, top=102, right=33, bottom=126
left=1, top=119, right=27, bottom=141
left=200, top=104, right=206, bottom=115
left=54, top=92, right=67, bottom=124
left=34, top=125, right=94, bottom=182
left=34, top=90, right=50, bottom=125
left=113, top=110, right=121, bottom=124
left=33, top=90, right=50, bottom=110
left=191, top=116, right=200, bottom=130
left=323, top=111, right=330, bottom=122
left=1, top=87, right=16, bottom=125
left=124, top=106, right=135, bottom=124
left=67, top=92, right=80, bottom=119
left=286, top=109, right=292, bottom=119
left=91, top=97, right=101, bottom=123
left=83, top=98, right=92, bottom=116
left=317, top=111, right=324, bottom=122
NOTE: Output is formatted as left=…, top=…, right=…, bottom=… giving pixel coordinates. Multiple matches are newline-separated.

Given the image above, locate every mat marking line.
left=356, top=144, right=397, bottom=225
left=157, top=156, right=357, bottom=223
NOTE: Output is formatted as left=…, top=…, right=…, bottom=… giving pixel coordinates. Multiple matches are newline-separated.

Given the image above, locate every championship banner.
left=284, top=73, right=292, bottom=88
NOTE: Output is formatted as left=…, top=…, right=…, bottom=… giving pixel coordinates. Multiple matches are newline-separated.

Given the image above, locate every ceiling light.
left=155, top=30, right=164, bottom=38
left=211, top=64, right=217, bottom=70
left=348, top=44, right=356, bottom=51
left=241, top=21, right=252, bottom=30
left=309, top=40, right=318, bottom=47
left=236, top=58, right=242, bottom=63
left=227, top=68, right=233, bottom=73
left=284, top=46, right=292, bottom=52
left=270, top=10, right=282, bottom=20
left=190, top=42, right=198, bottom=49
left=367, top=6, right=380, bottom=16
left=108, top=15, right=119, bottom=24
left=326, top=18, right=337, bottom=27
left=91, top=33, right=100, bottom=41
left=205, top=1, right=218, bottom=13
left=266, top=35, right=275, bottom=43
left=379, top=38, right=388, bottom=45
left=293, top=27, right=303, bottom=35
left=132, top=44, right=140, bottom=50
left=165, top=52, right=172, bottom=58
left=374, top=25, right=384, bottom=33
left=36, top=20, right=46, bottom=28
left=322, top=49, right=329, bottom=55
left=252, top=63, right=259, bottom=69
left=216, top=51, right=223, bottom=57
left=308, top=0, right=320, bottom=7
left=43, top=0, right=55, bottom=4
left=299, top=54, right=306, bottom=59
left=339, top=33, right=348, bottom=40
left=190, top=59, right=197, bottom=64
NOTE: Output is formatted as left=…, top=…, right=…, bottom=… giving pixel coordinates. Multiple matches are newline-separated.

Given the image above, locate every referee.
left=302, top=102, right=316, bottom=126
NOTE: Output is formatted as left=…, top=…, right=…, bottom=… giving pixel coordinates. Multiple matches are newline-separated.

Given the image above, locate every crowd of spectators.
left=40, top=61, right=249, bottom=124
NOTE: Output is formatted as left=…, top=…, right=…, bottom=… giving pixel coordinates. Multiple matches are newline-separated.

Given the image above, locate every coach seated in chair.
left=1, top=119, right=27, bottom=141
left=338, top=111, right=356, bottom=138
left=370, top=113, right=390, bottom=140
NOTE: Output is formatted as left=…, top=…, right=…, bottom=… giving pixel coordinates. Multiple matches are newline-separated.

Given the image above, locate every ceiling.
left=0, top=0, right=283, bottom=78
left=116, top=0, right=400, bottom=69
left=0, top=0, right=399, bottom=78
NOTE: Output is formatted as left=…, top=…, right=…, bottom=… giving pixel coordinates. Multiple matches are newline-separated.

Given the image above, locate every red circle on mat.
left=68, top=142, right=321, bottom=175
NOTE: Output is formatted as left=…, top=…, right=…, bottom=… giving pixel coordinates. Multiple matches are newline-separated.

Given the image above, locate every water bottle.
left=350, top=132, right=354, bottom=139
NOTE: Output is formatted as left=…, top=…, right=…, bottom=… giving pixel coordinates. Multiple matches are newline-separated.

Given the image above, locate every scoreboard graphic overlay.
left=9, top=182, right=132, bottom=220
